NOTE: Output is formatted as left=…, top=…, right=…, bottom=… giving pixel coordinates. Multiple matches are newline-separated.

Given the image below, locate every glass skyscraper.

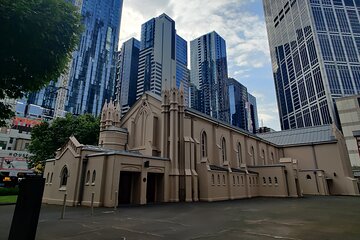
left=136, top=14, right=189, bottom=101
left=263, top=0, right=360, bottom=130
left=115, top=38, right=140, bottom=114
left=27, top=0, right=123, bottom=117
left=227, top=78, right=259, bottom=133
left=247, top=93, right=259, bottom=133
left=176, top=35, right=190, bottom=106
left=190, top=31, right=230, bottom=122
left=227, top=78, right=249, bottom=131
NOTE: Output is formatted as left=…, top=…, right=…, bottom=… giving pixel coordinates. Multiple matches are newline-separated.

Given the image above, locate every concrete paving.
left=1, top=196, right=360, bottom=240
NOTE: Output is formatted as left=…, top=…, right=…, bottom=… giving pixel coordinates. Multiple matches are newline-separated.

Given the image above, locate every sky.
left=118, top=0, right=281, bottom=130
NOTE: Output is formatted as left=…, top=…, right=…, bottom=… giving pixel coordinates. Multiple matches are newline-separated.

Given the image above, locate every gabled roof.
left=257, top=125, right=337, bottom=146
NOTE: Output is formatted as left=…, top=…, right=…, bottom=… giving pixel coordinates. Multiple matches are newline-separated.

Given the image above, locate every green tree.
left=0, top=0, right=82, bottom=126
left=28, top=114, right=100, bottom=169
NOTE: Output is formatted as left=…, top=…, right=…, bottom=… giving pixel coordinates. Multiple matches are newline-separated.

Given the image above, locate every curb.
left=0, top=203, right=16, bottom=206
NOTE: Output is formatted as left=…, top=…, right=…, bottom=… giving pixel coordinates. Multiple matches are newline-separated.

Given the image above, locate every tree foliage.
left=0, top=0, right=82, bottom=125
left=28, top=114, right=100, bottom=169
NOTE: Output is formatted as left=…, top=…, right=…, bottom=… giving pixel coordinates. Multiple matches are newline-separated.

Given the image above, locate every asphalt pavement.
left=1, top=196, right=360, bottom=240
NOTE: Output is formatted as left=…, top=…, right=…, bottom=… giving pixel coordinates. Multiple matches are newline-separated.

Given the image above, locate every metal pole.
left=91, top=192, right=94, bottom=216
left=114, top=191, right=118, bottom=210
left=61, top=193, right=67, bottom=219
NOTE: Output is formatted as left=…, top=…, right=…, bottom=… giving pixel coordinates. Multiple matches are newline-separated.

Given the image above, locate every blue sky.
left=119, top=0, right=281, bottom=130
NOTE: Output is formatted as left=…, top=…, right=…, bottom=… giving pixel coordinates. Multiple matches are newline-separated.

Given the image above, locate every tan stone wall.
left=43, top=147, right=81, bottom=206
left=283, top=142, right=359, bottom=195
left=248, top=166, right=288, bottom=197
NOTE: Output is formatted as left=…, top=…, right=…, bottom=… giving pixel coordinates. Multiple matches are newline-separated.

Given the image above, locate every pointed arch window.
left=201, top=131, right=208, bottom=158
left=60, top=166, right=69, bottom=187
left=92, top=170, right=96, bottom=184
left=251, top=146, right=255, bottom=165
left=237, top=142, right=242, bottom=166
left=262, top=149, right=266, bottom=165
left=221, top=137, right=227, bottom=163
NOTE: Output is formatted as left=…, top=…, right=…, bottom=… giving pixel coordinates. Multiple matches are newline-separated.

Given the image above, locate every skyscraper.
left=263, top=0, right=360, bottom=130
left=137, top=14, right=175, bottom=98
left=176, top=35, right=190, bottom=106
left=247, top=93, right=259, bottom=133
left=227, top=78, right=259, bottom=133
left=115, top=38, right=140, bottom=114
left=27, top=0, right=123, bottom=117
left=190, top=31, right=229, bottom=122
left=227, top=78, right=249, bottom=130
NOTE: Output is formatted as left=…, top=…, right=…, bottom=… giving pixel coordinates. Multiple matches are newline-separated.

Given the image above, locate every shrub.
left=0, top=187, right=19, bottom=196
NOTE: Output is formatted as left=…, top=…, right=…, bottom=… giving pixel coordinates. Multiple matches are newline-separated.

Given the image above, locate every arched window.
left=263, top=177, right=266, bottom=184
left=251, top=146, right=255, bottom=165
left=306, top=174, right=312, bottom=180
left=237, top=143, right=242, bottom=166
left=223, top=175, right=226, bottom=184
left=212, top=174, right=215, bottom=185
left=237, top=176, right=240, bottom=184
left=262, top=149, right=266, bottom=165
left=60, top=166, right=68, bottom=187
left=50, top=173, right=53, bottom=183
left=217, top=175, right=220, bottom=184
left=92, top=170, right=96, bottom=184
left=271, top=152, right=274, bottom=164
left=86, top=170, right=90, bottom=184
left=241, top=176, right=244, bottom=184
left=275, top=177, right=278, bottom=184
left=201, top=131, right=208, bottom=158
left=233, top=176, right=235, bottom=185
left=46, top=172, right=49, bottom=183
left=221, top=137, right=227, bottom=163
left=249, top=177, right=252, bottom=184
left=268, top=177, right=272, bottom=184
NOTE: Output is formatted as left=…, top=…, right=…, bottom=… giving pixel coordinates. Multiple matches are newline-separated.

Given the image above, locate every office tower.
left=227, top=78, right=249, bottom=131
left=176, top=35, right=190, bottom=106
left=115, top=38, right=140, bottom=114
left=189, top=83, right=200, bottom=110
left=28, top=0, right=123, bottom=117
left=136, top=14, right=179, bottom=98
left=263, top=0, right=360, bottom=130
left=247, top=93, right=259, bottom=133
left=190, top=31, right=229, bottom=122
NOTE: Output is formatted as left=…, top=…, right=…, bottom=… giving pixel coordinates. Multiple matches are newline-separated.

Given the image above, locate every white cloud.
left=119, top=0, right=280, bottom=130
left=119, top=0, right=271, bottom=73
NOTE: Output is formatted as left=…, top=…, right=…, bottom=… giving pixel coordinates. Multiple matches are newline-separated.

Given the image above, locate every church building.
left=42, top=86, right=359, bottom=207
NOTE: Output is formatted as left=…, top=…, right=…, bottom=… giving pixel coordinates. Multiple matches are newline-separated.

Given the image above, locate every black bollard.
left=8, top=175, right=45, bottom=240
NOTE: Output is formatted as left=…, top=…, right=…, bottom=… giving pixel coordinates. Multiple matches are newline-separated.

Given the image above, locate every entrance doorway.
left=146, top=173, right=164, bottom=203
left=118, top=171, right=141, bottom=204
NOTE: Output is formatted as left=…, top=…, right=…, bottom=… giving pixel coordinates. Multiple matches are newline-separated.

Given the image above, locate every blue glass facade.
left=27, top=0, right=123, bottom=117
left=176, top=35, right=190, bottom=105
left=65, top=0, right=123, bottom=115
left=190, top=32, right=230, bottom=122
left=115, top=38, right=140, bottom=113
left=227, top=78, right=249, bottom=131
left=264, top=0, right=360, bottom=130
left=247, top=93, right=259, bottom=133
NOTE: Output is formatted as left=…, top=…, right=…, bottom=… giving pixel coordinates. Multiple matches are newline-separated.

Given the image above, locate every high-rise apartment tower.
left=190, top=31, right=230, bottom=122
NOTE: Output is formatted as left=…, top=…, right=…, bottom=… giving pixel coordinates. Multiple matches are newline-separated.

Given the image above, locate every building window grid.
left=324, top=7, right=339, bottom=32
left=270, top=1, right=360, bottom=130
left=330, top=35, right=347, bottom=62
left=338, top=65, right=355, bottom=94
left=343, top=35, right=359, bottom=62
